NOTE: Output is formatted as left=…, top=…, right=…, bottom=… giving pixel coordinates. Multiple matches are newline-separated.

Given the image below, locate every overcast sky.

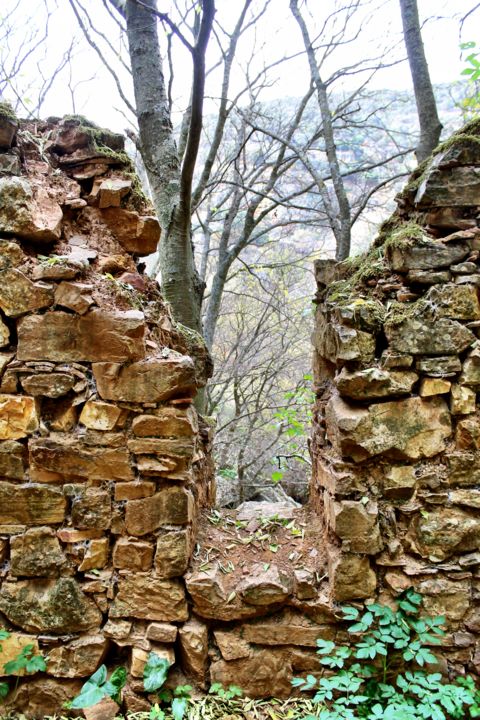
left=2, top=0, right=477, bottom=130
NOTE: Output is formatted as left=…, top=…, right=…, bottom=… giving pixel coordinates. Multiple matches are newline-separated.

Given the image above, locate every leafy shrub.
left=143, top=652, right=192, bottom=720
left=292, top=588, right=480, bottom=720
left=67, top=664, right=126, bottom=709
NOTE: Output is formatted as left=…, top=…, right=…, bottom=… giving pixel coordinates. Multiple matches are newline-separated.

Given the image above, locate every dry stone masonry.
left=311, top=118, right=480, bottom=673
left=2, top=110, right=480, bottom=717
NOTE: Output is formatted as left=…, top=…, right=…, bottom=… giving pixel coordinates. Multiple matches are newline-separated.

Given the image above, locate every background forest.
left=1, top=0, right=479, bottom=506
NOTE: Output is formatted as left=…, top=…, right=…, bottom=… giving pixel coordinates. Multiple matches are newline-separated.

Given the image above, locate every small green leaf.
left=172, top=696, right=188, bottom=720
left=143, top=652, right=170, bottom=693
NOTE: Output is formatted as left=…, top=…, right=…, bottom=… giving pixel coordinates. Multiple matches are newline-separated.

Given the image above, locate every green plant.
left=460, top=41, right=480, bottom=116
left=143, top=652, right=192, bottom=720
left=209, top=682, right=243, bottom=701
left=66, top=664, right=127, bottom=709
left=0, top=628, right=47, bottom=704
left=292, top=589, right=479, bottom=720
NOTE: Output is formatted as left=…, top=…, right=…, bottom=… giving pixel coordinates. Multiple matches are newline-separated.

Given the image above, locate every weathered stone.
left=93, top=353, right=196, bottom=403
left=50, top=119, right=123, bottom=155
left=456, top=273, right=480, bottom=286
left=101, top=207, right=160, bottom=255
left=242, top=609, right=334, bottom=647
left=335, top=367, right=417, bottom=400
left=57, top=527, right=103, bottom=542
left=0, top=317, right=9, bottom=348
left=383, top=465, right=416, bottom=500
left=425, top=283, right=480, bottom=320
left=0, top=268, right=53, bottom=317
left=84, top=696, right=120, bottom=720
left=46, top=634, right=108, bottom=677
left=452, top=261, right=478, bottom=274
left=98, top=178, right=132, bottom=208
left=380, top=351, right=414, bottom=369
left=54, top=281, right=94, bottom=314
left=387, top=237, right=470, bottom=272
left=33, top=258, right=83, bottom=281
left=214, top=629, right=251, bottom=660
left=313, top=312, right=375, bottom=364
left=132, top=407, right=198, bottom=438
left=333, top=299, right=385, bottom=332
left=416, top=355, right=462, bottom=376
left=113, top=537, right=154, bottom=571
left=125, top=488, right=194, bottom=536
left=294, top=569, right=317, bottom=600
left=417, top=577, right=471, bottom=622
left=385, top=314, right=475, bottom=355
left=10, top=527, right=67, bottom=577
left=449, top=489, right=480, bottom=509
left=0, top=240, right=24, bottom=269
left=407, top=269, right=451, bottom=284
left=450, top=384, right=476, bottom=415
left=46, top=398, right=78, bottom=432
left=29, top=438, right=133, bottom=482
left=0, top=394, right=39, bottom=440
left=0, top=577, right=102, bottom=632
left=328, top=499, right=382, bottom=553
left=0, top=439, right=25, bottom=479
left=130, top=647, right=175, bottom=678
left=326, top=395, right=451, bottom=462
left=0, top=483, right=65, bottom=525
left=128, top=437, right=194, bottom=457
left=239, top=564, right=293, bottom=606
left=110, top=575, right=188, bottom=621
left=17, top=309, right=145, bottom=363
left=328, top=550, right=377, bottom=601
left=78, top=538, right=109, bottom=571
left=0, top=115, right=18, bottom=150
left=103, top=619, right=132, bottom=641
left=0, top=153, right=20, bottom=175
left=408, top=507, right=480, bottom=560
left=419, top=378, right=452, bottom=396
left=146, top=623, right=178, bottom=643
left=155, top=529, right=192, bottom=578
left=0, top=176, right=62, bottom=242
left=114, top=481, right=156, bottom=501
left=20, top=372, right=76, bottom=398
left=460, top=346, right=480, bottom=388
left=210, top=648, right=293, bottom=699
left=456, top=415, right=480, bottom=450
left=79, top=400, right=125, bottom=430
left=12, top=678, right=83, bottom=718
left=0, top=633, right=40, bottom=676
left=415, top=166, right=480, bottom=207
left=71, top=488, right=112, bottom=530
left=179, top=617, right=208, bottom=686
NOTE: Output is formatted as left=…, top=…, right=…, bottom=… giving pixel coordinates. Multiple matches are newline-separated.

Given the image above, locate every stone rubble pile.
left=312, top=119, right=480, bottom=677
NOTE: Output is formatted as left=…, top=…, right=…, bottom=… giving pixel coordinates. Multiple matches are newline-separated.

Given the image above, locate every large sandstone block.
left=326, top=394, right=451, bottom=462
left=210, top=648, right=293, bottom=699
left=110, top=575, right=188, bottom=621
left=328, top=550, right=376, bottom=601
left=132, top=407, right=198, bottom=437
left=155, top=529, right=192, bottom=578
left=179, top=617, right=208, bottom=686
left=0, top=394, right=39, bottom=439
left=387, top=237, right=470, bottom=272
left=46, top=635, right=108, bottom=678
left=408, top=507, right=480, bottom=561
left=124, top=487, right=194, bottom=536
left=29, top=438, right=134, bottom=482
left=0, top=268, right=53, bottom=317
left=240, top=609, right=335, bottom=647
left=335, top=367, right=417, bottom=400
left=327, top=499, right=382, bottom=554
left=17, top=309, right=145, bottom=362
left=385, top=314, right=475, bottom=355
left=93, top=353, right=196, bottom=403
left=415, top=166, right=480, bottom=206
left=0, top=482, right=66, bottom=525
left=101, top=207, right=160, bottom=255
left=425, top=283, right=480, bottom=320
left=0, top=176, right=62, bottom=242
left=10, top=527, right=67, bottom=577
left=0, top=577, right=102, bottom=633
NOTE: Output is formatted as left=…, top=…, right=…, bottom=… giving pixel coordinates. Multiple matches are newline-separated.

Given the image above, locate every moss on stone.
left=61, top=114, right=127, bottom=163
left=0, top=101, right=17, bottom=121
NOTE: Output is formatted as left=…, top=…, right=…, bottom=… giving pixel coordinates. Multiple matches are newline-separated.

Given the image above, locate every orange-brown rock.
left=54, top=281, right=94, bottom=314
left=238, top=564, right=293, bottom=606
left=154, top=529, right=192, bottom=578
left=71, top=488, right=112, bottom=530
left=328, top=550, right=377, bottom=601
left=110, top=575, right=188, bottom=621
left=79, top=400, right=126, bottom=430
left=0, top=176, right=63, bottom=243
left=78, top=538, right=109, bottom=571
left=29, top=438, right=134, bottom=482
left=241, top=609, right=335, bottom=647
left=146, top=622, right=178, bottom=643
left=93, top=352, right=196, bottom=403
left=113, top=537, right=154, bottom=571
left=9, top=678, right=83, bottom=719
left=97, top=178, right=132, bottom=208
left=0, top=439, right=25, bottom=479
left=20, top=372, right=76, bottom=398
left=0, top=577, right=102, bottom=633
left=0, top=482, right=66, bottom=525
left=0, top=317, right=9, bottom=347
left=10, top=527, right=67, bottom=577
left=17, top=309, right=145, bottom=362
left=179, top=617, right=208, bottom=686
left=101, top=207, right=160, bottom=255
left=125, top=487, right=194, bottom=536
left=46, top=634, right=108, bottom=678
left=0, top=394, right=39, bottom=439
left=210, top=647, right=293, bottom=699
left=213, top=629, right=251, bottom=661
left=132, top=407, right=198, bottom=437
left=114, top=481, right=156, bottom=501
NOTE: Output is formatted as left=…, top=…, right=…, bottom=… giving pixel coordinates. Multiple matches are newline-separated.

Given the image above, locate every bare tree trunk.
left=289, top=0, right=352, bottom=261
left=124, top=0, right=214, bottom=333
left=399, top=0, right=442, bottom=162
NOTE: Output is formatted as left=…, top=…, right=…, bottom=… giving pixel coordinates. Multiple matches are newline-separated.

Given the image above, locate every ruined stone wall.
left=311, top=120, right=480, bottom=678
left=0, top=115, right=214, bottom=716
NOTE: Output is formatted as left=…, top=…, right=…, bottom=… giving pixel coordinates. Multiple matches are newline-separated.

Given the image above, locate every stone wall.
left=311, top=119, right=480, bottom=678
left=0, top=115, right=214, bottom=716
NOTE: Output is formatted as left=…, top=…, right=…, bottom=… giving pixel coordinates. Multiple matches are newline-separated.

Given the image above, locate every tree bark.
left=125, top=0, right=213, bottom=333
left=399, top=0, right=442, bottom=162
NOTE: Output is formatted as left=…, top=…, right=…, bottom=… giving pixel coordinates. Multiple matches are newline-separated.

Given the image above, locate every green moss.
left=60, top=114, right=127, bottom=163
left=384, top=297, right=429, bottom=328
left=0, top=101, right=16, bottom=121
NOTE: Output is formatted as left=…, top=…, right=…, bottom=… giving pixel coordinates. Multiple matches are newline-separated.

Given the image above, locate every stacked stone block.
left=311, top=120, right=480, bottom=676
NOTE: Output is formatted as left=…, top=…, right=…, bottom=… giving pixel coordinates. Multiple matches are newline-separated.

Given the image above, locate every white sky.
left=1, top=0, right=477, bottom=131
